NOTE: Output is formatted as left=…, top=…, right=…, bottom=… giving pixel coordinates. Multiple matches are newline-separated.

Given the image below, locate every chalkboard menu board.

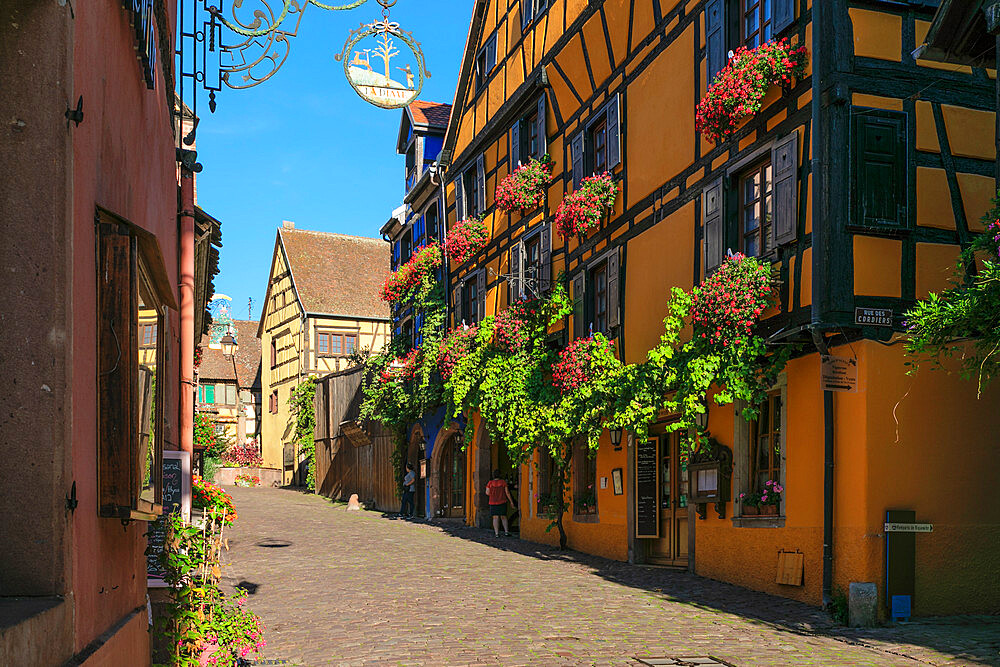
left=147, top=451, right=190, bottom=584
left=635, top=437, right=659, bottom=539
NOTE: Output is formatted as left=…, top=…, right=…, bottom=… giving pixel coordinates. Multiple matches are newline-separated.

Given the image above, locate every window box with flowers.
left=738, top=480, right=783, bottom=516
left=555, top=173, right=618, bottom=240
left=378, top=243, right=444, bottom=305
left=495, top=155, right=554, bottom=215
left=696, top=38, right=808, bottom=145
left=444, top=217, right=490, bottom=266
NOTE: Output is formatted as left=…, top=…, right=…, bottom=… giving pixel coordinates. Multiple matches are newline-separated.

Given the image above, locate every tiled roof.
left=280, top=229, right=390, bottom=320
left=197, top=320, right=262, bottom=389
left=409, top=101, right=451, bottom=128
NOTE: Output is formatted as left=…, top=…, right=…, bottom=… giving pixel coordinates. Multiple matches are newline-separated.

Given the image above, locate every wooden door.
left=440, top=436, right=465, bottom=518
left=649, top=432, right=689, bottom=567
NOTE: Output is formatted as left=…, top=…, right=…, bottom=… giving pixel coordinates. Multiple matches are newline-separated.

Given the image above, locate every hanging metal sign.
left=335, top=0, right=430, bottom=109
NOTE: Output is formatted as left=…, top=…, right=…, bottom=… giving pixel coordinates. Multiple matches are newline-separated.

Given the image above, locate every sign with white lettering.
left=885, top=522, right=933, bottom=533
left=855, top=307, right=893, bottom=327
left=821, top=355, right=858, bottom=393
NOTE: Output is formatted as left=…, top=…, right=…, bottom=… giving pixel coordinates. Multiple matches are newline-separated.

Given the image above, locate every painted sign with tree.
left=335, top=15, right=430, bottom=109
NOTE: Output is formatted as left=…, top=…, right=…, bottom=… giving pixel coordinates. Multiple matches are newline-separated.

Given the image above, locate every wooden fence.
left=314, top=366, right=398, bottom=511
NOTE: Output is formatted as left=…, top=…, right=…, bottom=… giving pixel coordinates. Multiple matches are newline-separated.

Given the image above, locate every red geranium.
left=495, top=155, right=554, bottom=213
left=380, top=347, right=421, bottom=384
left=493, top=298, right=542, bottom=354
left=689, top=253, right=773, bottom=347
left=552, top=336, right=615, bottom=394
left=223, top=439, right=263, bottom=467
left=554, top=173, right=617, bottom=240
left=379, top=243, right=444, bottom=304
left=437, top=326, right=478, bottom=380
left=444, top=218, right=490, bottom=265
left=696, top=38, right=809, bottom=144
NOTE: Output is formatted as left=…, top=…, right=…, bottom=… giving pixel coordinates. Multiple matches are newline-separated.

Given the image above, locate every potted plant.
left=696, top=38, right=809, bottom=144
left=554, top=172, right=618, bottom=240
left=495, top=154, right=554, bottom=214
left=738, top=479, right=783, bottom=516
left=575, top=487, right=596, bottom=515
left=444, top=217, right=490, bottom=265
left=379, top=243, right=444, bottom=304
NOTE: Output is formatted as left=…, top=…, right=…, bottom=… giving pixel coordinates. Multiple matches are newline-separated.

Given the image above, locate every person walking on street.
left=401, top=463, right=416, bottom=518
left=486, top=469, right=516, bottom=537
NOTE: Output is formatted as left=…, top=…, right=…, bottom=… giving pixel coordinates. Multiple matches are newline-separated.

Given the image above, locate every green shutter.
left=853, top=109, right=908, bottom=229
left=205, top=384, right=215, bottom=404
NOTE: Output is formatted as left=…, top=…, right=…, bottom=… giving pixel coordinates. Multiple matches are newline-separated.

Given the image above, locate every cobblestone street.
left=221, top=488, right=1000, bottom=667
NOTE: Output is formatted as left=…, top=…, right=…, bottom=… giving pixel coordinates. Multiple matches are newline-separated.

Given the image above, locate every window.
left=270, top=339, right=277, bottom=368
left=140, top=323, right=157, bottom=347
left=570, top=95, right=620, bottom=188
left=574, top=440, right=598, bottom=517
left=270, top=390, right=278, bottom=414
left=463, top=276, right=479, bottom=325
left=475, top=33, right=497, bottom=92
left=739, top=161, right=774, bottom=258
left=425, top=201, right=440, bottom=242
left=405, top=141, right=417, bottom=191
left=510, top=96, right=547, bottom=172
left=455, top=154, right=486, bottom=221
left=401, top=319, right=415, bottom=348
left=750, top=392, right=783, bottom=492
left=508, top=226, right=551, bottom=304
left=741, top=0, right=772, bottom=48
left=97, top=209, right=173, bottom=520
left=572, top=247, right=620, bottom=338
left=535, top=448, right=556, bottom=514
left=318, top=331, right=359, bottom=357
left=401, top=229, right=412, bottom=263
left=521, top=0, right=549, bottom=29
left=200, top=383, right=215, bottom=404
left=852, top=109, right=908, bottom=229
left=222, top=384, right=237, bottom=406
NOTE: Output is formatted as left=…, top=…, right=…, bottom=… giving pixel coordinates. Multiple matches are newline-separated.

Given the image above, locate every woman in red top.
left=486, top=469, right=516, bottom=537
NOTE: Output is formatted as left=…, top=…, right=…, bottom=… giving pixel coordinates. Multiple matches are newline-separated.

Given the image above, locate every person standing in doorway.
left=401, top=463, right=416, bottom=518
left=486, top=469, right=516, bottom=537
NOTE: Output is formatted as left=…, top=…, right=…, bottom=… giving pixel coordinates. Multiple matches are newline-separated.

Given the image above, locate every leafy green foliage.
left=289, top=377, right=317, bottom=491
left=905, top=192, right=1000, bottom=394
left=194, top=411, right=227, bottom=459
left=360, top=255, right=788, bottom=548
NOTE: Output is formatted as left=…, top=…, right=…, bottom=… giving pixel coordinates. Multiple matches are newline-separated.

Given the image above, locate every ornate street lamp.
left=220, top=331, right=237, bottom=358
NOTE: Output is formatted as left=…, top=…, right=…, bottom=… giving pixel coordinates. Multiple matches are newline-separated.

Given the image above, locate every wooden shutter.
left=705, top=0, right=726, bottom=85
left=452, top=285, right=461, bottom=327
left=571, top=132, right=585, bottom=189
left=607, top=247, right=620, bottom=330
left=773, top=0, right=795, bottom=34
left=509, top=244, right=521, bottom=305
left=454, top=178, right=465, bottom=221
left=606, top=94, right=621, bottom=170
left=97, top=221, right=137, bottom=517
left=521, top=0, right=533, bottom=29
left=572, top=272, right=586, bottom=339
left=477, top=269, right=487, bottom=321
left=536, top=94, right=547, bottom=158
left=772, top=131, right=799, bottom=246
left=703, top=178, right=724, bottom=274
left=510, top=120, right=521, bottom=173
left=486, top=35, right=497, bottom=76
left=476, top=153, right=486, bottom=214
left=539, top=222, right=552, bottom=294
left=392, top=240, right=400, bottom=268
left=854, top=111, right=907, bottom=228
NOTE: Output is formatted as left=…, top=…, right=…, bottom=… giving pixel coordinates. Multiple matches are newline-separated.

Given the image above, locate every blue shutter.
left=705, top=0, right=726, bottom=85
left=393, top=240, right=401, bottom=268
left=606, top=93, right=621, bottom=169
left=521, top=0, right=533, bottom=29
left=510, top=120, right=521, bottom=173
left=571, top=132, right=584, bottom=189
left=476, top=153, right=486, bottom=214
left=415, top=215, right=426, bottom=245
left=536, top=94, right=547, bottom=158
left=486, top=35, right=497, bottom=75
left=454, top=178, right=465, bottom=221
left=773, top=0, right=795, bottom=34
left=703, top=179, right=724, bottom=274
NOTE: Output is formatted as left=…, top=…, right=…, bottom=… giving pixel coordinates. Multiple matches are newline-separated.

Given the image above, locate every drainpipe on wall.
left=179, top=167, right=196, bottom=457
left=810, top=0, right=834, bottom=610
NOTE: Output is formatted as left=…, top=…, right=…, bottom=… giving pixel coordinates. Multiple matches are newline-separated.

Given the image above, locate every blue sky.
left=196, top=1, right=471, bottom=321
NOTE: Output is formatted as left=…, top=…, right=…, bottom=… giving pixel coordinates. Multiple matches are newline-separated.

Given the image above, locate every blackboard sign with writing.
left=147, top=451, right=190, bottom=584
left=635, top=437, right=659, bottom=539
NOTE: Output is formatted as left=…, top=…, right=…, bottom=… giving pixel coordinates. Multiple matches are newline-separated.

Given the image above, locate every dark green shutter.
left=571, top=132, right=585, bottom=188
left=853, top=110, right=907, bottom=228
left=772, top=131, right=799, bottom=246
left=773, top=0, right=795, bottom=34
left=536, top=95, right=547, bottom=159
left=606, top=94, right=621, bottom=169
left=477, top=269, right=487, bottom=321
left=454, top=177, right=465, bottom=221
left=509, top=244, right=521, bottom=304
left=703, top=178, right=724, bottom=274
left=607, top=247, right=620, bottom=330
left=452, top=285, right=460, bottom=327
left=705, top=0, right=726, bottom=84
left=572, top=273, right=586, bottom=339
left=476, top=153, right=486, bottom=214
left=510, top=120, right=521, bottom=173
left=539, top=223, right=552, bottom=294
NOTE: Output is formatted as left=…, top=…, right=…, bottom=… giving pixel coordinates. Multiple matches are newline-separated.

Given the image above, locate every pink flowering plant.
left=380, top=346, right=421, bottom=384
left=379, top=243, right=444, bottom=304
left=492, top=298, right=544, bottom=354
left=444, top=217, right=490, bottom=265
left=555, top=173, right=618, bottom=239
left=739, top=479, right=784, bottom=507
left=437, top=326, right=479, bottom=380
left=552, top=336, right=618, bottom=395
left=495, top=154, right=554, bottom=213
left=696, top=38, right=809, bottom=144
left=222, top=439, right=263, bottom=468
left=690, top=252, right=773, bottom=347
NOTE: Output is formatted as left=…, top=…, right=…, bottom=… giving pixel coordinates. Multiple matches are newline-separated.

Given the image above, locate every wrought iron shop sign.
left=335, top=2, right=430, bottom=109
left=124, top=0, right=158, bottom=89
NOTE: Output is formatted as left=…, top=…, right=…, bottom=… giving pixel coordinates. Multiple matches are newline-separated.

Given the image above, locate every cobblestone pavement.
left=221, top=488, right=1000, bottom=667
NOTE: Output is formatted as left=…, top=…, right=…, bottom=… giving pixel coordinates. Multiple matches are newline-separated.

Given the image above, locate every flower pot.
left=759, top=504, right=778, bottom=516
left=742, top=505, right=759, bottom=516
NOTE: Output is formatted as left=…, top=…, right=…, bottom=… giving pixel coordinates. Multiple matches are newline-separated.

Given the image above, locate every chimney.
left=282, top=220, right=295, bottom=230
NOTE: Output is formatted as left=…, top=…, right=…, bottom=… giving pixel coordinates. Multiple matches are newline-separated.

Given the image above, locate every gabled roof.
left=197, top=320, right=261, bottom=388
left=272, top=227, right=390, bottom=323
left=397, top=100, right=452, bottom=153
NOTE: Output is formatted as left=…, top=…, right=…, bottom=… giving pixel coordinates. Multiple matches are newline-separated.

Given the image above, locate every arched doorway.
left=406, top=427, right=426, bottom=518
left=438, top=433, right=466, bottom=518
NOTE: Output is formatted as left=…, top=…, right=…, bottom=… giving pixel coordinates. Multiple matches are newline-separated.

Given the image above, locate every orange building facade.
left=434, top=0, right=999, bottom=617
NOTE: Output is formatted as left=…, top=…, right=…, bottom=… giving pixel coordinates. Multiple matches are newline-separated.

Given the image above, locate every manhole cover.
left=637, top=658, right=735, bottom=667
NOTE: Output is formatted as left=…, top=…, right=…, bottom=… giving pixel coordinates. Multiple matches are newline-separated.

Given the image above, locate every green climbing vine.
left=289, top=377, right=317, bottom=491
left=360, top=250, right=791, bottom=547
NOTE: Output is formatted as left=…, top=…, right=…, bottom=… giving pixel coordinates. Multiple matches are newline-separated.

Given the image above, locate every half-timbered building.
left=436, top=0, right=1000, bottom=617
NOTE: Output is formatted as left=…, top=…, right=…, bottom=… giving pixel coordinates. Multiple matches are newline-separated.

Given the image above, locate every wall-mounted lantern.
left=609, top=427, right=624, bottom=451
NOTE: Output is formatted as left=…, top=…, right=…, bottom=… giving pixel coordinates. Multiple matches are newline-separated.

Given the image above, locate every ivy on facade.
left=289, top=377, right=317, bottom=491
left=359, top=253, right=790, bottom=547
